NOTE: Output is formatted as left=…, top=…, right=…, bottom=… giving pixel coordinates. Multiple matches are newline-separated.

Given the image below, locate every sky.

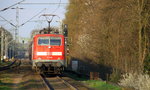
left=0, top=0, right=68, bottom=41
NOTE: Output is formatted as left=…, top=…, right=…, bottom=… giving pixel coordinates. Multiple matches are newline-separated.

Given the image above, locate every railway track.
left=0, top=59, right=21, bottom=71
left=40, top=74, right=78, bottom=90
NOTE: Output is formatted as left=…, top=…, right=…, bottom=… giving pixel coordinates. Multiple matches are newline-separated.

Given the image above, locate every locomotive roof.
left=34, top=34, right=64, bottom=38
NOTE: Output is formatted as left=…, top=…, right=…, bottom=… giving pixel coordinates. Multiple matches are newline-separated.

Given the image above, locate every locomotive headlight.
left=52, top=52, right=62, bottom=56
left=58, top=57, right=60, bottom=60
left=38, top=57, right=41, bottom=60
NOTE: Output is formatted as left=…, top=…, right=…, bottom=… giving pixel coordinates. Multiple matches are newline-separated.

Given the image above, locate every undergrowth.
left=84, top=80, right=121, bottom=90
left=119, top=72, right=150, bottom=90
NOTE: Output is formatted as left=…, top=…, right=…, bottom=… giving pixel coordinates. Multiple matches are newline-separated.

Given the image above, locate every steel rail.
left=40, top=74, right=54, bottom=90
left=11, top=59, right=21, bottom=68
left=0, top=59, right=16, bottom=68
left=0, top=59, right=21, bottom=71
left=40, top=74, right=78, bottom=90
left=56, top=76, right=78, bottom=90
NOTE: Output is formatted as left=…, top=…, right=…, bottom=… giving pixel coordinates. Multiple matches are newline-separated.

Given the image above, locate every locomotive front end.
left=32, top=34, right=65, bottom=74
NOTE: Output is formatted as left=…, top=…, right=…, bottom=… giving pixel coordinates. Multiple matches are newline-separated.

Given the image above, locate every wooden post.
left=90, top=72, right=94, bottom=80
left=94, top=72, right=99, bottom=80
left=90, top=72, right=99, bottom=80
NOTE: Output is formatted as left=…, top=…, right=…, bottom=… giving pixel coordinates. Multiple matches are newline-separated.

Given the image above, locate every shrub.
left=144, top=54, right=150, bottom=75
left=109, top=69, right=121, bottom=83
left=118, top=72, right=150, bottom=90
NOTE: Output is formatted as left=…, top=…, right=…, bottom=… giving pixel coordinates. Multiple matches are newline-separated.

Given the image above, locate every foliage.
left=0, top=80, right=11, bottom=90
left=144, top=54, right=150, bottom=74
left=65, top=72, right=88, bottom=81
left=0, top=61, right=12, bottom=66
left=0, top=86, right=11, bottom=90
left=64, top=0, right=150, bottom=74
left=109, top=69, right=121, bottom=83
left=84, top=80, right=121, bottom=90
left=119, top=72, right=150, bottom=90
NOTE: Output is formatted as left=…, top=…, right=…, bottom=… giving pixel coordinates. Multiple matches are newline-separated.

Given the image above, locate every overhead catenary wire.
left=51, top=0, right=61, bottom=14
left=21, top=0, right=63, bottom=14
left=0, top=15, right=16, bottom=27
left=0, top=20, right=6, bottom=21
left=1, top=21, right=12, bottom=27
left=29, top=20, right=47, bottom=22
left=39, top=0, right=62, bottom=30
left=20, top=8, right=46, bottom=26
left=0, top=0, right=25, bottom=12
left=20, top=2, right=69, bottom=5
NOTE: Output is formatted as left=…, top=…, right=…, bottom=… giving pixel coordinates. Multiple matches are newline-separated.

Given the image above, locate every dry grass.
left=119, top=72, right=150, bottom=90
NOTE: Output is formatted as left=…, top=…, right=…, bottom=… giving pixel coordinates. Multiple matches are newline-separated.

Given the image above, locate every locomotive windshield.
left=50, top=37, right=61, bottom=45
left=38, top=37, right=61, bottom=46
left=38, top=38, right=49, bottom=45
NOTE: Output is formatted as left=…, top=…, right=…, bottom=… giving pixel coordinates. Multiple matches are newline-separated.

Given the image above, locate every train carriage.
left=32, top=34, right=65, bottom=74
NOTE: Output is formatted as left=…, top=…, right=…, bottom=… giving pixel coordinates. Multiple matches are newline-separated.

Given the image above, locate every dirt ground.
left=0, top=59, right=47, bottom=90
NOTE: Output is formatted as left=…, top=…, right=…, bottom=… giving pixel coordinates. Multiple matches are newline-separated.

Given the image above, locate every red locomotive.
left=30, top=26, right=68, bottom=74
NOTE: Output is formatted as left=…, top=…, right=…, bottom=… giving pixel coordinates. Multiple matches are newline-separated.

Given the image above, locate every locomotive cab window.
left=50, top=37, right=61, bottom=46
left=38, top=37, right=49, bottom=45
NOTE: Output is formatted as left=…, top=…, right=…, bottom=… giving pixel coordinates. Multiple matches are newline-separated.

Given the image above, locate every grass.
left=0, top=61, right=12, bottom=66
left=0, top=86, right=11, bottom=90
left=84, top=80, right=121, bottom=90
left=65, top=72, right=121, bottom=90
left=65, top=72, right=88, bottom=81
left=0, top=80, right=11, bottom=90
left=0, top=73, right=14, bottom=90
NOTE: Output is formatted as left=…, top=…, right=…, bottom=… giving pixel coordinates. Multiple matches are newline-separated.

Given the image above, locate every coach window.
left=50, top=37, right=61, bottom=46
left=38, top=37, right=49, bottom=45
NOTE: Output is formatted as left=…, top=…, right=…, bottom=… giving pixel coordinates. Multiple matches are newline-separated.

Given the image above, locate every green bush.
left=144, top=54, right=150, bottom=75
left=84, top=80, right=121, bottom=90
left=109, top=69, right=121, bottom=83
left=0, top=86, right=11, bottom=90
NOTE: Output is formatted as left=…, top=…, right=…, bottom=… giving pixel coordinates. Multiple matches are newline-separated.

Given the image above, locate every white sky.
left=0, top=0, right=68, bottom=39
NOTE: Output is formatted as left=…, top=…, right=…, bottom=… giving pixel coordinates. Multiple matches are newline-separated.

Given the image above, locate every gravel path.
left=0, top=59, right=47, bottom=90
